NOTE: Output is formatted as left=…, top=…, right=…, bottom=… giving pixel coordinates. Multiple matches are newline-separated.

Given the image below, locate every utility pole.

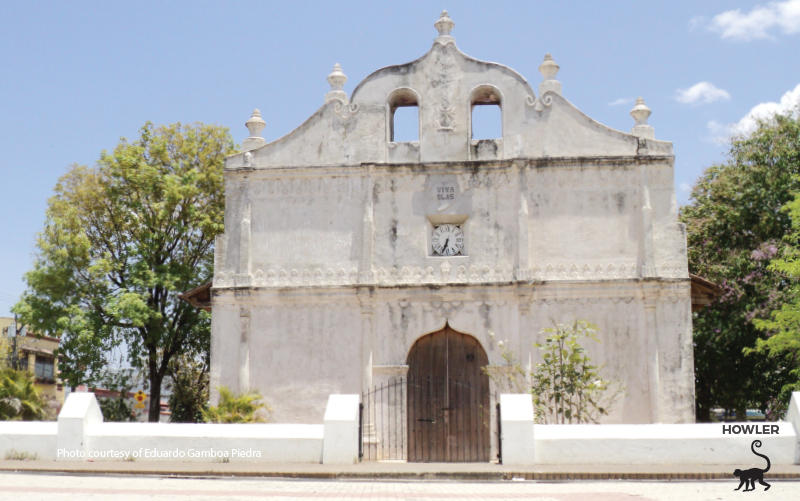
left=10, top=313, right=22, bottom=370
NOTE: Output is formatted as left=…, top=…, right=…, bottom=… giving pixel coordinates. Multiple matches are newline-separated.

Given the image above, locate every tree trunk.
left=696, top=402, right=711, bottom=423
left=695, top=382, right=711, bottom=422
left=148, top=369, right=163, bottom=423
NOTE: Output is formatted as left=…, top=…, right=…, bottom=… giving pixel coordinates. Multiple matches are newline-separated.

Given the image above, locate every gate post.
left=499, top=394, right=535, bottom=466
left=787, top=391, right=800, bottom=464
left=57, top=392, right=103, bottom=461
left=322, top=394, right=360, bottom=465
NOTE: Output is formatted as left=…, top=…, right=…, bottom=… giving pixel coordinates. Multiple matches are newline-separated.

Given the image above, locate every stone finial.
left=538, top=54, right=562, bottom=96
left=242, top=109, right=266, bottom=151
left=325, top=63, right=349, bottom=105
left=630, top=97, right=655, bottom=139
left=245, top=109, right=266, bottom=138
left=327, top=63, right=347, bottom=90
left=539, top=54, right=559, bottom=80
left=630, top=97, right=651, bottom=126
left=435, top=10, right=455, bottom=36
left=434, top=10, right=455, bottom=43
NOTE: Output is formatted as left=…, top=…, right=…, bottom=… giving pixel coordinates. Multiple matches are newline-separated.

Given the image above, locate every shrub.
left=0, top=368, right=54, bottom=421
left=203, top=386, right=270, bottom=423
left=531, top=321, right=624, bottom=423
left=98, top=395, right=135, bottom=422
left=486, top=320, right=624, bottom=424
left=96, top=371, right=136, bottom=422
left=166, top=354, right=209, bottom=423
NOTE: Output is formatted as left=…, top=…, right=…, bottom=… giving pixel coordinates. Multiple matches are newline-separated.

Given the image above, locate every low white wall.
left=23, top=392, right=326, bottom=463
left=87, top=422, right=323, bottom=462
left=500, top=394, right=535, bottom=466
left=4, top=392, right=800, bottom=465
left=534, top=422, right=797, bottom=465
left=56, top=392, right=102, bottom=460
left=0, top=421, right=57, bottom=460
left=321, top=394, right=360, bottom=465
left=500, top=392, right=800, bottom=466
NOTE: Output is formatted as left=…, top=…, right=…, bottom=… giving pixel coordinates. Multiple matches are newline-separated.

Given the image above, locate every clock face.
left=432, top=224, right=464, bottom=256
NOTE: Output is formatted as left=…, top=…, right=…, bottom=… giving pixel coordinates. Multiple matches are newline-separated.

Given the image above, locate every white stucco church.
left=191, top=12, right=699, bottom=434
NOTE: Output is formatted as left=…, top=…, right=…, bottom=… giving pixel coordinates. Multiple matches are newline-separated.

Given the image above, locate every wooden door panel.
left=407, top=325, right=491, bottom=462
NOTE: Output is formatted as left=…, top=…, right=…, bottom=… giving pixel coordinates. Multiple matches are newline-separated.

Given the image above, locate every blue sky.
left=1, top=1, right=799, bottom=316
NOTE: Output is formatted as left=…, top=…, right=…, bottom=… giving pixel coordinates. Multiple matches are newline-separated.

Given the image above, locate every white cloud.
left=707, top=120, right=727, bottom=134
left=689, top=16, right=705, bottom=31
left=735, top=83, right=800, bottom=134
left=679, top=182, right=693, bottom=199
left=608, top=98, right=632, bottom=106
left=707, top=119, right=734, bottom=144
left=707, top=0, right=800, bottom=41
left=704, top=83, right=800, bottom=140
left=676, top=82, right=731, bottom=105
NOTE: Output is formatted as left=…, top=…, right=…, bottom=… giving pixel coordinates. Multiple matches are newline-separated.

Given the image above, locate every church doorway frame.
left=359, top=323, right=499, bottom=463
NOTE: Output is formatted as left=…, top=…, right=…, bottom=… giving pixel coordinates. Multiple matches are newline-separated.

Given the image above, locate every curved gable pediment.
left=230, top=11, right=670, bottom=170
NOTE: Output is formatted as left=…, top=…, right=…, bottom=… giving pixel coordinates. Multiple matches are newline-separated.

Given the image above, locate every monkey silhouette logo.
left=733, top=440, right=771, bottom=492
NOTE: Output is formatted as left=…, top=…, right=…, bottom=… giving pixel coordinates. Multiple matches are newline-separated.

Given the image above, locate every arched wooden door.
left=406, top=324, right=491, bottom=462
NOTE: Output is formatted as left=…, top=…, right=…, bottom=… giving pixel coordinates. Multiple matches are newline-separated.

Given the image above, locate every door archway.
left=406, top=324, right=491, bottom=462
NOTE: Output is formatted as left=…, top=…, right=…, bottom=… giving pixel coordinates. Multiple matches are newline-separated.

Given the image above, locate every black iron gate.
left=359, top=376, right=499, bottom=462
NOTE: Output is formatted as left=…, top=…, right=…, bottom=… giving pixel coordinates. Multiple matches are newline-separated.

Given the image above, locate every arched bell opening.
left=387, top=87, right=421, bottom=143
left=469, top=84, right=503, bottom=141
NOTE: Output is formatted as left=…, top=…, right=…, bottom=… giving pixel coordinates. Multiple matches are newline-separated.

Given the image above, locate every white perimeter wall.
left=88, top=422, right=323, bottom=462
left=0, top=421, right=57, bottom=460
left=501, top=392, right=800, bottom=466
left=2, top=393, right=800, bottom=465
left=534, top=423, right=797, bottom=465
left=0, top=393, right=340, bottom=463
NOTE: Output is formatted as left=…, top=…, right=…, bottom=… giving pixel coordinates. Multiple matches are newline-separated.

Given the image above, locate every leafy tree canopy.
left=680, top=108, right=800, bottom=421
left=14, top=122, right=236, bottom=421
left=751, top=175, right=800, bottom=415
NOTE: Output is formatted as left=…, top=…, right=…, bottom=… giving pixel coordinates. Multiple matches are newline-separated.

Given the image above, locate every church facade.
left=208, top=12, right=694, bottom=427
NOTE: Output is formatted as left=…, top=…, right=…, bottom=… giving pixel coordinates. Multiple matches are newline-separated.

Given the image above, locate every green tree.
left=13, top=122, right=236, bottom=421
left=680, top=108, right=800, bottom=421
left=530, top=321, right=624, bottom=424
left=751, top=188, right=800, bottom=416
left=485, top=321, right=624, bottom=424
left=166, top=352, right=209, bottom=423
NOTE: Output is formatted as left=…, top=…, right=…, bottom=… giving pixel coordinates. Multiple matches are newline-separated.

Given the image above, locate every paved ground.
left=0, top=472, right=797, bottom=500
left=2, top=460, right=800, bottom=480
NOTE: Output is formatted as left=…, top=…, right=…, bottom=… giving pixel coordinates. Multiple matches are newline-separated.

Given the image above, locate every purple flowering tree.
left=680, top=107, right=800, bottom=422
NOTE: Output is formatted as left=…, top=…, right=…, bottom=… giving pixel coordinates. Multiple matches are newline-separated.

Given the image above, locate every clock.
left=432, top=224, right=464, bottom=256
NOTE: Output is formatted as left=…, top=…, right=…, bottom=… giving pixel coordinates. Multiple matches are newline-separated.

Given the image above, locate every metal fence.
left=360, top=376, right=499, bottom=463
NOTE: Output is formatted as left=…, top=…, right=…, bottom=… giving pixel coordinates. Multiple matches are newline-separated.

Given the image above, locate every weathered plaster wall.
left=210, top=11, right=693, bottom=427
left=211, top=280, right=693, bottom=425
left=215, top=159, right=682, bottom=286
left=248, top=104, right=387, bottom=168
left=227, top=12, right=673, bottom=172
left=210, top=292, right=362, bottom=424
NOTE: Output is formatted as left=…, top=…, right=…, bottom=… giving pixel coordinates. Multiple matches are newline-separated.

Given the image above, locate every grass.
left=4, top=449, right=38, bottom=460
